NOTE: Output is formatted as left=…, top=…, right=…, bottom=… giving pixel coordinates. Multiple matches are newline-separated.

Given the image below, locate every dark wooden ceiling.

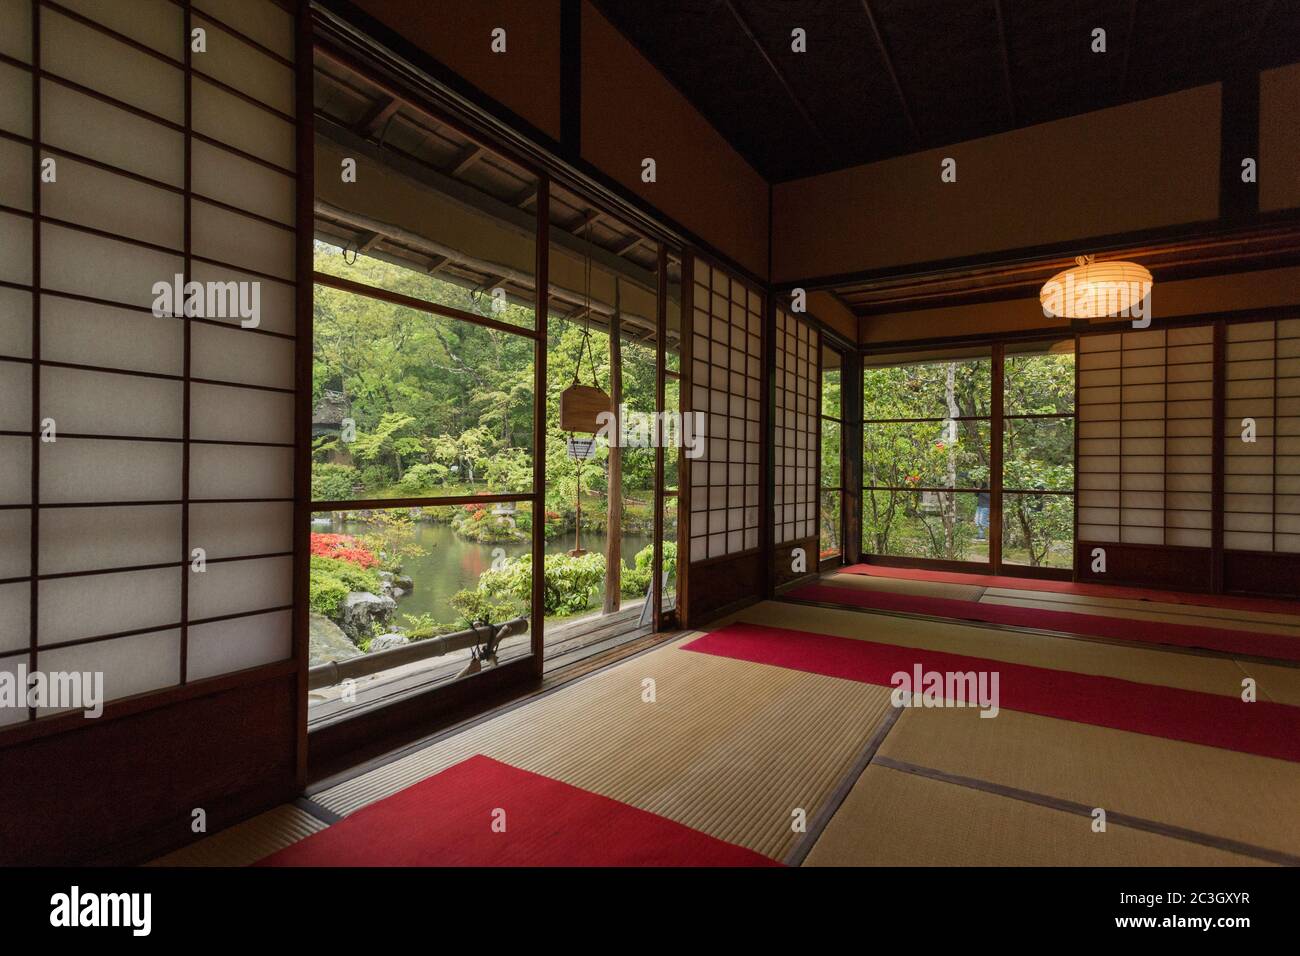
left=591, top=0, right=1300, bottom=183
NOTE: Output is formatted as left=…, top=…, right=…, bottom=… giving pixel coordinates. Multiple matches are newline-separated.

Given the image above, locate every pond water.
left=319, top=516, right=654, bottom=627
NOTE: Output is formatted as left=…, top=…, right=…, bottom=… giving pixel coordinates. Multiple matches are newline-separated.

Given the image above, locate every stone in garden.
left=340, top=591, right=396, bottom=643
left=369, top=632, right=410, bottom=652
left=309, top=613, right=363, bottom=666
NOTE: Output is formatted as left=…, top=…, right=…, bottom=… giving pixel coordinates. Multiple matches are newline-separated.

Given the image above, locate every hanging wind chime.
left=559, top=218, right=611, bottom=556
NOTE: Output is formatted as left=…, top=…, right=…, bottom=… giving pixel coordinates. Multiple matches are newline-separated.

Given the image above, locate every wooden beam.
left=356, top=231, right=383, bottom=254
left=605, top=280, right=623, bottom=613
left=859, top=0, right=921, bottom=145
left=316, top=116, right=660, bottom=296
left=450, top=144, right=486, bottom=177
left=357, top=96, right=400, bottom=135
left=653, top=242, right=668, bottom=629
left=613, top=234, right=643, bottom=256
left=571, top=208, right=604, bottom=234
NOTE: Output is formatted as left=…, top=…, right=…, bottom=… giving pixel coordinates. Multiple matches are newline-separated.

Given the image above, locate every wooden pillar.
left=677, top=254, right=694, bottom=626
left=990, top=344, right=1004, bottom=571
left=531, top=176, right=549, bottom=674
left=604, top=280, right=623, bottom=612
left=652, top=243, right=667, bottom=629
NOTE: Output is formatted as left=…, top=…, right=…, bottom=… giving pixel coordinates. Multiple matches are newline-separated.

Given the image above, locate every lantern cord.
left=572, top=216, right=600, bottom=389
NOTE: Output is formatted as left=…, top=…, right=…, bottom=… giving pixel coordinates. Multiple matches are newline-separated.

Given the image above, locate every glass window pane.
left=821, top=418, right=841, bottom=488
left=311, top=282, right=535, bottom=502
left=308, top=504, right=535, bottom=722
left=659, top=500, right=678, bottom=614
left=865, top=353, right=992, bottom=420
left=1005, top=341, right=1075, bottom=414
left=821, top=345, right=841, bottom=419
left=1001, top=492, right=1074, bottom=568
left=819, top=489, right=842, bottom=559
left=863, top=490, right=990, bottom=563
left=864, top=420, right=991, bottom=489
left=1003, top=417, right=1075, bottom=491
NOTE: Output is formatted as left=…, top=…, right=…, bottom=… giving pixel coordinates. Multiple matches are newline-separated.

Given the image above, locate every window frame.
left=860, top=338, right=1077, bottom=578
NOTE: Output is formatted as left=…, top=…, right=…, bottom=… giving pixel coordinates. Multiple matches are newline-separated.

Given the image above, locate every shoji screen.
left=774, top=307, right=819, bottom=546
left=688, top=259, right=762, bottom=561
left=1224, top=319, right=1300, bottom=553
left=0, top=0, right=297, bottom=726
left=1076, top=327, right=1213, bottom=547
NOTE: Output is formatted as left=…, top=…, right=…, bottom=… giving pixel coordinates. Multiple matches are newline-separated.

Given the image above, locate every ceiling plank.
left=357, top=96, right=401, bottom=136
left=1246, top=0, right=1279, bottom=51
left=858, top=0, right=921, bottom=146
left=1117, top=0, right=1138, bottom=100
left=571, top=208, right=605, bottom=235
left=612, top=235, right=643, bottom=256
left=450, top=144, right=486, bottom=177
left=991, top=0, right=1015, bottom=127
left=720, top=0, right=841, bottom=166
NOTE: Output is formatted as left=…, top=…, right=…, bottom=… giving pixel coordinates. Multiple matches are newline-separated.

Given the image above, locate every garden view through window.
left=862, top=342, right=1075, bottom=570
left=308, top=58, right=679, bottom=721
left=820, top=345, right=844, bottom=562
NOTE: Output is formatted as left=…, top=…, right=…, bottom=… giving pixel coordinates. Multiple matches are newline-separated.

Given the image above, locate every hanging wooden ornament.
left=560, top=382, right=610, bottom=433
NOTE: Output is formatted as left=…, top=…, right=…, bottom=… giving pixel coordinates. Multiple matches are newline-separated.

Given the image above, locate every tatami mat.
left=820, top=569, right=1300, bottom=640
left=981, top=585, right=1300, bottom=626
left=804, top=764, right=1265, bottom=866
left=811, top=571, right=985, bottom=602
left=732, top=600, right=1251, bottom=698
left=150, top=805, right=328, bottom=867
left=314, top=634, right=893, bottom=861
left=157, top=595, right=1300, bottom=867
left=878, top=706, right=1300, bottom=857
left=1237, top=659, right=1300, bottom=706
left=980, top=592, right=1300, bottom=638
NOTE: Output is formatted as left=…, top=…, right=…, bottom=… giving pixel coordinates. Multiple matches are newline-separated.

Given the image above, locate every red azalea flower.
left=310, top=532, right=379, bottom=568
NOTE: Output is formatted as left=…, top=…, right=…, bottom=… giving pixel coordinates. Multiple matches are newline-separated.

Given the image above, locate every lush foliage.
left=312, top=245, right=663, bottom=536
left=312, top=463, right=359, bottom=501
left=447, top=588, right=525, bottom=629
left=451, top=499, right=529, bottom=543
left=308, top=554, right=383, bottom=617
left=312, top=244, right=535, bottom=500
left=311, top=245, right=679, bottom=637
left=621, top=541, right=676, bottom=597
left=479, top=551, right=607, bottom=616
left=862, top=350, right=1074, bottom=566
left=1001, top=349, right=1075, bottom=567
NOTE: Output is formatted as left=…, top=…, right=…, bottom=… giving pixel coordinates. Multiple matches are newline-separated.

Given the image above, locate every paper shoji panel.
left=774, top=307, right=819, bottom=546
left=1076, top=326, right=1213, bottom=548
left=688, top=261, right=762, bottom=562
left=1224, top=319, right=1300, bottom=553
left=0, top=0, right=297, bottom=725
